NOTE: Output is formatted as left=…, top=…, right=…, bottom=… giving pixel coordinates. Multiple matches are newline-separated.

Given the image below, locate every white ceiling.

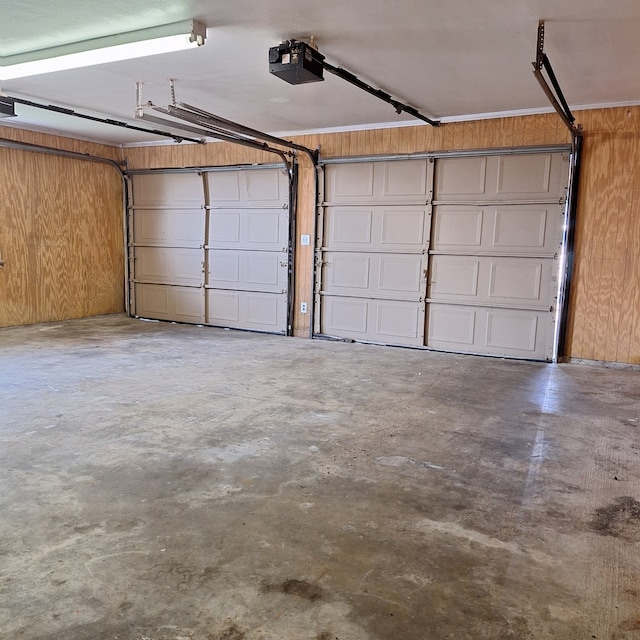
left=1, top=0, right=639, bottom=145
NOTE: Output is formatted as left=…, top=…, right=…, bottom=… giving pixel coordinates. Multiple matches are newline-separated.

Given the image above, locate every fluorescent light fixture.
left=0, top=20, right=206, bottom=81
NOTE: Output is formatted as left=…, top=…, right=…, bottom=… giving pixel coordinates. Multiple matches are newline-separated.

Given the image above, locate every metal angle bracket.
left=535, top=20, right=546, bottom=71
left=532, top=20, right=580, bottom=138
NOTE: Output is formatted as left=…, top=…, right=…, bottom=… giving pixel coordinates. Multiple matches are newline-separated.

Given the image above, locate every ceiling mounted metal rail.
left=4, top=96, right=205, bottom=144
left=137, top=109, right=293, bottom=170
left=134, top=80, right=318, bottom=169
left=321, top=61, right=440, bottom=127
left=532, top=20, right=581, bottom=139
left=169, top=101, right=317, bottom=159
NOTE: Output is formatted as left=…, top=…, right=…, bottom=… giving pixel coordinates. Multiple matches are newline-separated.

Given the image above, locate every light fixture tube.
left=0, top=20, right=206, bottom=81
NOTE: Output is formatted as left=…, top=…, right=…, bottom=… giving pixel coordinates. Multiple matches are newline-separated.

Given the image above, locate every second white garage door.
left=316, top=151, right=570, bottom=360
left=130, top=166, right=290, bottom=334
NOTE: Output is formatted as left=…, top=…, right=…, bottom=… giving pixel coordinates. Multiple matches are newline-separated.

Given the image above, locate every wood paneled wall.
left=565, top=108, right=640, bottom=364
left=8, top=108, right=624, bottom=364
left=0, top=127, right=125, bottom=327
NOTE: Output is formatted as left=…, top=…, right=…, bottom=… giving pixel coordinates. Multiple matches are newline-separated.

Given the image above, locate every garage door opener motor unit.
left=269, top=40, right=325, bottom=84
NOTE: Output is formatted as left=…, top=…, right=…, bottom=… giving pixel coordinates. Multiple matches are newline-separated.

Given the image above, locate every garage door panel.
left=485, top=309, right=540, bottom=352
left=330, top=209, right=373, bottom=244
left=435, top=154, right=568, bottom=202
left=247, top=211, right=283, bottom=244
left=206, top=290, right=286, bottom=332
left=429, top=255, right=553, bottom=305
left=436, top=157, right=488, bottom=198
left=207, top=169, right=288, bottom=207
left=321, top=296, right=422, bottom=345
left=491, top=207, right=551, bottom=251
left=323, top=253, right=424, bottom=300
left=382, top=160, right=429, bottom=197
left=134, top=247, right=203, bottom=286
left=323, top=297, right=369, bottom=333
left=326, top=160, right=430, bottom=203
left=245, top=169, right=286, bottom=202
left=427, top=305, right=477, bottom=345
left=134, top=283, right=205, bottom=323
left=207, top=250, right=287, bottom=293
left=381, top=209, right=427, bottom=246
left=427, top=304, right=550, bottom=358
left=209, top=209, right=288, bottom=250
left=430, top=258, right=479, bottom=297
left=326, top=206, right=428, bottom=252
left=488, top=259, right=548, bottom=302
left=207, top=171, right=241, bottom=202
left=379, top=257, right=423, bottom=293
left=210, top=212, right=241, bottom=243
left=331, top=163, right=375, bottom=199
left=376, top=302, right=421, bottom=340
left=133, top=209, right=204, bottom=248
left=326, top=254, right=371, bottom=290
left=432, top=205, right=559, bottom=255
left=132, top=173, right=204, bottom=208
left=433, top=208, right=483, bottom=249
left=496, top=154, right=551, bottom=195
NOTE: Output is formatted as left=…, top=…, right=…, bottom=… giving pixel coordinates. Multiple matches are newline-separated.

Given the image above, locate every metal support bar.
left=147, top=107, right=292, bottom=171
left=287, top=160, right=299, bottom=336
left=322, top=61, right=440, bottom=127
left=542, top=55, right=574, bottom=124
left=137, top=79, right=318, bottom=166
left=160, top=106, right=276, bottom=145
left=557, top=133, right=583, bottom=358
left=171, top=102, right=319, bottom=162
left=532, top=21, right=580, bottom=138
left=137, top=112, right=210, bottom=140
left=7, top=95, right=205, bottom=145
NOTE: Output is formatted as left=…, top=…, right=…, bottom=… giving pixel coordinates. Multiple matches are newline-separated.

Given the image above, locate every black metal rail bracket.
left=321, top=61, right=440, bottom=127
left=532, top=20, right=582, bottom=141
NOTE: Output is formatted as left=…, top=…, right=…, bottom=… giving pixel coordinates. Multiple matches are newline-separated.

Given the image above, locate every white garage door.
left=428, top=153, right=569, bottom=360
left=316, top=152, right=569, bottom=360
left=129, top=167, right=290, bottom=334
left=316, top=160, right=433, bottom=347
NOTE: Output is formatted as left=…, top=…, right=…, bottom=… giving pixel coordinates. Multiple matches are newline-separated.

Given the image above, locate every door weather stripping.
left=532, top=21, right=581, bottom=139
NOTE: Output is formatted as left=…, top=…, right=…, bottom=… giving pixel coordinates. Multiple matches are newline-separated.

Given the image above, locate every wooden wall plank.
left=292, top=155, right=316, bottom=337
left=628, top=250, right=640, bottom=365
left=625, top=108, right=640, bottom=365
left=0, top=139, right=124, bottom=328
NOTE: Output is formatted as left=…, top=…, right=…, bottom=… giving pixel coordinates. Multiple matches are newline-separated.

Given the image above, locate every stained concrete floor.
left=1, top=315, right=640, bottom=640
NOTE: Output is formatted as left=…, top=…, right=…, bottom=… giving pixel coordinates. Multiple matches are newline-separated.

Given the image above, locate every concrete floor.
left=1, top=315, right=639, bottom=640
